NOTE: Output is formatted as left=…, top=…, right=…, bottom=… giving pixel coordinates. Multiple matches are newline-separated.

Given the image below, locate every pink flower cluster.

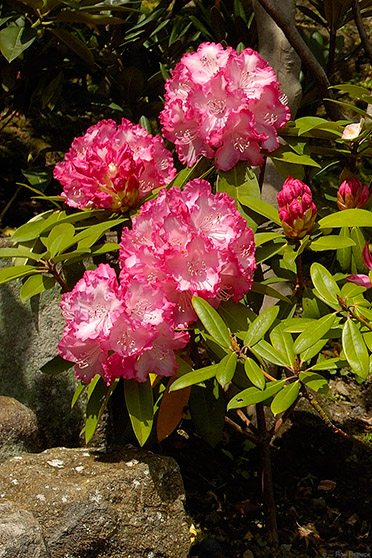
left=277, top=177, right=317, bottom=239
left=347, top=242, right=372, bottom=289
left=54, top=118, right=176, bottom=212
left=160, top=42, right=290, bottom=171
left=58, top=180, right=256, bottom=384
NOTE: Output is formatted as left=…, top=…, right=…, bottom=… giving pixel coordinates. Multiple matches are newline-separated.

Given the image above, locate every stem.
left=352, top=0, right=372, bottom=66
left=295, top=246, right=305, bottom=302
left=258, top=156, right=267, bottom=193
left=327, top=28, right=337, bottom=77
left=225, top=416, right=259, bottom=445
left=256, top=403, right=279, bottom=546
left=46, top=262, right=69, bottom=293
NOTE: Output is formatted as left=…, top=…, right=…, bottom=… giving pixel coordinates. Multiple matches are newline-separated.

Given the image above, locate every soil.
left=161, top=377, right=372, bottom=558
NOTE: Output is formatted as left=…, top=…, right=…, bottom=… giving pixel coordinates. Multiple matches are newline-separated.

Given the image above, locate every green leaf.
left=251, top=282, right=292, bottom=304
left=216, top=161, right=260, bottom=200
left=51, top=29, right=94, bottom=66
left=293, top=313, right=336, bottom=354
left=227, top=379, right=286, bottom=410
left=337, top=227, right=352, bottom=271
left=300, top=338, right=328, bottom=363
left=271, top=381, right=300, bottom=415
left=342, top=319, right=369, bottom=378
left=40, top=355, right=74, bottom=375
left=71, top=381, right=87, bottom=409
left=294, top=116, right=343, bottom=136
left=309, top=357, right=341, bottom=371
left=318, top=209, right=372, bottom=229
left=0, top=24, right=36, bottom=62
left=255, top=239, right=287, bottom=264
left=238, top=195, right=281, bottom=226
left=20, top=274, right=55, bottom=303
left=351, top=227, right=367, bottom=273
left=250, top=339, right=289, bottom=368
left=189, top=382, right=225, bottom=447
left=216, top=352, right=237, bottom=387
left=244, top=305, right=279, bottom=347
left=124, top=378, right=154, bottom=447
left=310, top=262, right=341, bottom=306
left=0, top=247, right=44, bottom=261
left=270, top=323, right=295, bottom=368
left=170, top=364, right=219, bottom=391
left=218, top=300, right=256, bottom=334
left=254, top=232, right=284, bottom=246
left=299, top=371, right=328, bottom=392
left=244, top=357, right=266, bottom=390
left=192, top=296, right=231, bottom=348
left=310, top=235, right=356, bottom=251
left=85, top=377, right=113, bottom=444
left=45, top=223, right=76, bottom=258
left=0, top=265, right=39, bottom=285
left=270, top=148, right=321, bottom=167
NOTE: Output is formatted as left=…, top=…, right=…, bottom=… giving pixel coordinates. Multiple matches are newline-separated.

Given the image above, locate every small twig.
left=225, top=416, right=259, bottom=445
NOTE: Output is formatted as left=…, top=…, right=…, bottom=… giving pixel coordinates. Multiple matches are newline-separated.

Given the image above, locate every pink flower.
left=337, top=177, right=370, bottom=210
left=346, top=242, right=372, bottom=289
left=54, top=118, right=176, bottom=211
left=160, top=42, right=290, bottom=171
left=277, top=177, right=317, bottom=239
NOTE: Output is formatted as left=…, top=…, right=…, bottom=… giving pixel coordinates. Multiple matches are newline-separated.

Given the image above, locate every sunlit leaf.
left=192, top=296, right=231, bottom=348
left=216, top=352, right=237, bottom=387
left=271, top=381, right=300, bottom=415
left=227, top=379, right=286, bottom=410
left=244, top=305, right=279, bottom=347
left=342, top=319, right=369, bottom=378
left=244, top=357, right=266, bottom=390
left=124, top=377, right=154, bottom=446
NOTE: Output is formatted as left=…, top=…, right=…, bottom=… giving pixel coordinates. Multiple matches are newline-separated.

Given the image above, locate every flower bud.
left=337, top=177, right=370, bottom=211
left=341, top=120, right=363, bottom=141
left=277, top=177, right=317, bottom=239
left=362, top=241, right=372, bottom=270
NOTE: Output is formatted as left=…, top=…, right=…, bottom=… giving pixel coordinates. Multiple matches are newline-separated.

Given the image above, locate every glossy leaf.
left=0, top=24, right=36, bottom=62
left=0, top=265, right=39, bottom=285
left=342, top=319, right=369, bottom=378
left=310, top=263, right=341, bottom=306
left=250, top=339, right=289, bottom=368
left=216, top=352, right=238, bottom=387
left=40, top=354, right=74, bottom=375
left=170, top=364, right=219, bottom=391
left=20, top=274, right=55, bottom=303
left=0, top=247, right=44, bottom=261
left=227, top=379, right=286, bottom=410
left=192, top=296, right=231, bottom=348
left=45, top=223, right=76, bottom=258
left=293, top=313, right=336, bottom=354
left=124, top=378, right=154, bottom=447
left=238, top=195, right=281, bottom=226
left=270, top=323, right=295, bottom=368
left=309, top=357, right=341, bottom=371
left=189, top=382, right=225, bottom=447
left=244, top=358, right=266, bottom=390
left=71, top=381, right=87, bottom=409
left=218, top=300, right=256, bottom=333
left=271, top=381, right=300, bottom=415
left=250, top=282, right=292, bottom=303
left=310, top=235, right=355, bottom=251
left=299, top=371, right=328, bottom=392
left=300, top=338, right=328, bottom=363
left=336, top=227, right=352, bottom=272
left=85, top=377, right=111, bottom=444
left=216, top=161, right=260, bottom=199
left=244, top=305, right=279, bottom=347
left=318, top=209, right=372, bottom=229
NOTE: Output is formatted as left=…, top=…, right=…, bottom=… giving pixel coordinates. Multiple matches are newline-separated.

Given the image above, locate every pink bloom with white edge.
left=337, top=177, right=370, bottom=210
left=160, top=42, right=290, bottom=170
left=54, top=118, right=176, bottom=211
left=277, top=177, right=317, bottom=239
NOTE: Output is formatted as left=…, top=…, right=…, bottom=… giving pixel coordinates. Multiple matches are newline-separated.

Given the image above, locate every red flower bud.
left=337, top=177, right=370, bottom=211
left=277, top=177, right=317, bottom=239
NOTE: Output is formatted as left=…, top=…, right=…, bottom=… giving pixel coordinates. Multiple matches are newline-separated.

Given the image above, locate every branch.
left=352, top=0, right=372, bottom=66
left=255, top=0, right=343, bottom=120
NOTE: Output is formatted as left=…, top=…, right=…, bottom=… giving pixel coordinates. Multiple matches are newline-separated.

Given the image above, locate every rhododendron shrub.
left=277, top=177, right=317, bottom=239
left=53, top=118, right=176, bottom=212
left=160, top=42, right=290, bottom=171
left=58, top=179, right=256, bottom=384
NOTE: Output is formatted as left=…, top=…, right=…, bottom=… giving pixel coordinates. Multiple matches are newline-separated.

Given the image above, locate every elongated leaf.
left=250, top=339, right=289, bottom=368
left=351, top=227, right=367, bottom=273
left=337, top=227, right=352, bottom=271
left=239, top=195, right=281, bottom=225
left=293, top=313, right=336, bottom=354
left=189, top=382, right=225, bottom=447
left=215, top=352, right=237, bottom=387
left=342, top=319, right=369, bottom=378
left=295, top=116, right=343, bottom=136
left=46, top=223, right=76, bottom=258
left=124, top=378, right=154, bottom=446
left=227, top=379, right=286, bottom=410
left=0, top=24, right=36, bottom=62
left=170, top=364, right=219, bottom=391
left=300, top=338, right=328, bottom=363
left=310, top=235, right=355, bottom=251
left=244, top=305, right=279, bottom=347
left=271, top=381, right=300, bottom=415
left=309, top=357, right=341, bottom=371
left=319, top=209, right=372, bottom=228
left=71, top=381, right=88, bottom=409
left=244, top=357, right=266, bottom=390
left=51, top=29, right=94, bottom=66
left=40, top=355, right=74, bottom=375
left=216, top=161, right=260, bottom=200
left=254, top=232, right=284, bottom=245
left=192, top=296, right=230, bottom=348
left=250, top=282, right=292, bottom=303
left=20, top=274, right=55, bottom=303
left=310, top=263, right=341, bottom=306
left=156, top=379, right=191, bottom=442
left=218, top=300, right=256, bottom=333
left=255, top=239, right=287, bottom=264
left=0, top=247, right=44, bottom=261
left=299, top=371, right=328, bottom=392
left=85, top=377, right=111, bottom=444
left=270, top=323, right=295, bottom=368
left=271, top=149, right=321, bottom=167
left=0, top=265, right=39, bottom=285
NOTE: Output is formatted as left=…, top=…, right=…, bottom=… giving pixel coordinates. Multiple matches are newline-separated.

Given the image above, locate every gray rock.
left=0, top=240, right=84, bottom=448
left=0, top=500, right=50, bottom=558
left=0, top=446, right=191, bottom=558
left=0, top=396, right=40, bottom=463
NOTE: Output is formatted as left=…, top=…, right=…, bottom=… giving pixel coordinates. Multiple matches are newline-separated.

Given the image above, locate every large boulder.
left=0, top=446, right=191, bottom=558
left=0, top=501, right=50, bottom=558
left=0, top=396, right=40, bottom=463
left=0, top=240, right=84, bottom=448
